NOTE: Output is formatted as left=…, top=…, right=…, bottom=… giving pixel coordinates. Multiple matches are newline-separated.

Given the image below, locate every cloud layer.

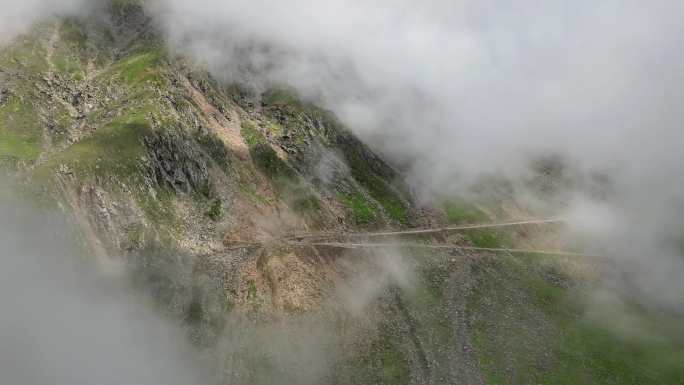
left=0, top=195, right=212, bottom=385
left=150, top=0, right=684, bottom=183
left=2, top=0, right=683, bottom=310
left=149, top=0, right=684, bottom=309
left=0, top=0, right=92, bottom=43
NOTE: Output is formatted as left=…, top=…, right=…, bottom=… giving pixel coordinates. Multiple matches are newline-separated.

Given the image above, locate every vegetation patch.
left=125, top=222, right=145, bottom=251
left=110, top=50, right=163, bottom=86
left=402, top=266, right=456, bottom=379
left=49, top=104, right=74, bottom=146
left=193, top=180, right=223, bottom=221
left=262, top=88, right=305, bottom=109
left=135, top=187, right=179, bottom=231
left=0, top=33, right=49, bottom=75
left=251, top=142, right=294, bottom=181
left=345, top=152, right=409, bottom=225
left=340, top=192, right=377, bottom=225
left=38, top=117, right=150, bottom=178
left=261, top=88, right=410, bottom=226
left=241, top=121, right=295, bottom=183
left=237, top=177, right=270, bottom=206
left=0, top=96, right=42, bottom=162
left=52, top=21, right=88, bottom=79
left=242, top=120, right=326, bottom=225
left=469, top=254, right=684, bottom=385
left=60, top=20, right=88, bottom=50
left=466, top=229, right=507, bottom=248
left=443, top=198, right=488, bottom=224
left=241, top=120, right=267, bottom=147
left=290, top=191, right=324, bottom=225
left=355, top=331, right=411, bottom=385
left=357, top=172, right=408, bottom=224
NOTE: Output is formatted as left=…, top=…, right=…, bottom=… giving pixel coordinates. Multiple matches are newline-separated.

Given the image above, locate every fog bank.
left=0, top=0, right=92, bottom=43
left=149, top=0, right=684, bottom=310
left=0, top=195, right=212, bottom=385
left=2, top=0, right=683, bottom=310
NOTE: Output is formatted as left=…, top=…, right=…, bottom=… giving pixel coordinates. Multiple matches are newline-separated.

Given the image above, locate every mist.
left=149, top=0, right=684, bottom=180
left=146, top=0, right=684, bottom=310
left=0, top=193, right=213, bottom=385
left=1, top=0, right=683, bottom=346
left=0, top=0, right=92, bottom=43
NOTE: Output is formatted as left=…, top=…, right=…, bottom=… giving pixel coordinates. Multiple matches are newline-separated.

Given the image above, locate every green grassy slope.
left=469, top=253, right=684, bottom=385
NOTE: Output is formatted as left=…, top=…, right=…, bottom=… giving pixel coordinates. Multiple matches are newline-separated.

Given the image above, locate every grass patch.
left=264, top=120, right=284, bottom=137
left=347, top=153, right=409, bottom=225
left=60, top=20, right=88, bottom=50
left=251, top=142, right=294, bottom=181
left=262, top=88, right=304, bottom=108
left=355, top=170, right=408, bottom=224
left=443, top=198, right=488, bottom=224
left=356, top=331, right=411, bottom=385
left=241, top=121, right=294, bottom=187
left=469, top=254, right=684, bottom=385
left=0, top=96, right=42, bottom=161
left=238, top=181, right=270, bottom=206
left=340, top=192, right=377, bottom=225
left=247, top=279, right=258, bottom=301
left=0, top=33, right=49, bottom=75
left=377, top=338, right=410, bottom=384
left=38, top=116, right=150, bottom=178
left=110, top=50, right=163, bottom=86
left=52, top=20, right=87, bottom=79
left=241, top=120, right=267, bottom=147
left=241, top=121, right=294, bottom=181
left=466, top=229, right=506, bottom=248
left=135, top=187, right=179, bottom=230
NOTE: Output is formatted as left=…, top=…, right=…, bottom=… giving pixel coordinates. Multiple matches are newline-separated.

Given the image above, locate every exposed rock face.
left=143, top=130, right=209, bottom=194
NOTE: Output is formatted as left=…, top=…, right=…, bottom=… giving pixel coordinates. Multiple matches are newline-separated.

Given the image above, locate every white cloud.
left=150, top=0, right=684, bottom=309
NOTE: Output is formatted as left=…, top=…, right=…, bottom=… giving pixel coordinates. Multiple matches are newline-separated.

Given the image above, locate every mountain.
left=1, top=2, right=682, bottom=384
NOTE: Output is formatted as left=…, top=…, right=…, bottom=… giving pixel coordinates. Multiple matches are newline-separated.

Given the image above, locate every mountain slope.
left=1, top=3, right=683, bottom=385
left=0, top=3, right=416, bottom=255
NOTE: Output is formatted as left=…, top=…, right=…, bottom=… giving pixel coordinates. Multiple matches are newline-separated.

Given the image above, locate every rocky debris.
left=57, top=164, right=73, bottom=175
left=0, top=88, right=9, bottom=104
left=80, top=185, right=115, bottom=233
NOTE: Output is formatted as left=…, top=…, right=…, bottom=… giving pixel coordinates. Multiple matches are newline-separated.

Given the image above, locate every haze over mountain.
left=1, top=1, right=683, bottom=384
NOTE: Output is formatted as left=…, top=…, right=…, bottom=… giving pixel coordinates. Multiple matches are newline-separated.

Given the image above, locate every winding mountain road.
left=290, top=218, right=566, bottom=241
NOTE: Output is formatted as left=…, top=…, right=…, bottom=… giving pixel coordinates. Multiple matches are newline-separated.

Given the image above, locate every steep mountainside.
left=1, top=3, right=683, bottom=385
left=0, top=4, right=418, bottom=253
